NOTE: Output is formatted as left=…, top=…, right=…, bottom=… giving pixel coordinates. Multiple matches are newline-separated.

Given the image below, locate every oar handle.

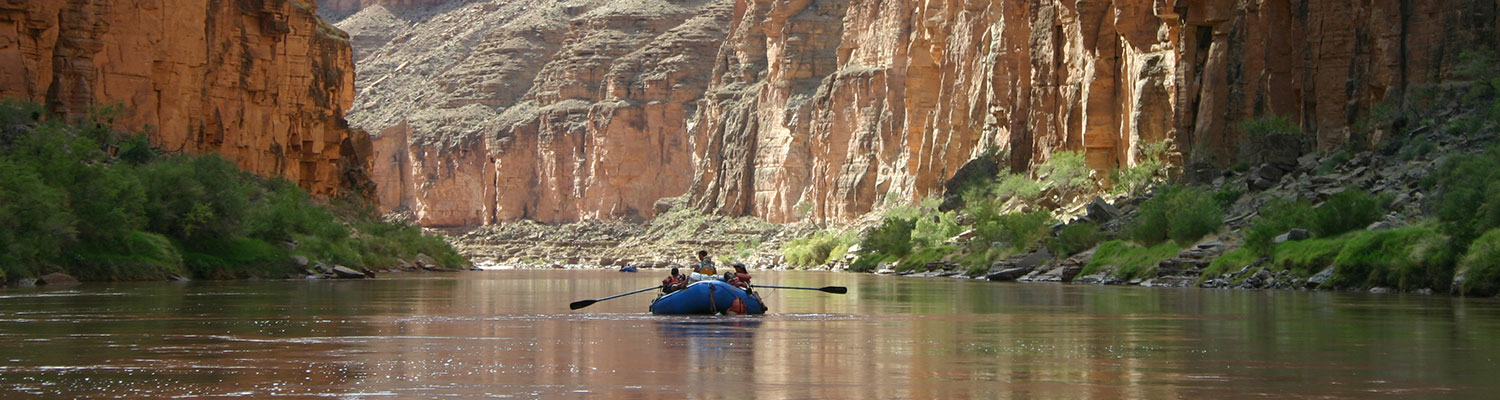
left=754, top=285, right=848, bottom=294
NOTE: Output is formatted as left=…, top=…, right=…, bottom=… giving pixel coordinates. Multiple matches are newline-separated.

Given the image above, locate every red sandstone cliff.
left=343, top=0, right=728, bottom=226
left=342, top=0, right=1499, bottom=226
left=0, top=0, right=372, bottom=198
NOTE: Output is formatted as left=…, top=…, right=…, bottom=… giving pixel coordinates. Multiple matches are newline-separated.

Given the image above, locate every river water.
left=1, top=270, right=1498, bottom=399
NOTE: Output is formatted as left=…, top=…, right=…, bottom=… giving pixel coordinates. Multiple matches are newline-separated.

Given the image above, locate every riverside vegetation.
left=0, top=100, right=464, bottom=286
left=780, top=50, right=1500, bottom=297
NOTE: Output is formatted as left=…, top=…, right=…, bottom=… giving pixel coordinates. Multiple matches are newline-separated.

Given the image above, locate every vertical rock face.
left=347, top=0, right=1499, bottom=226
left=689, top=0, right=1499, bottom=222
left=0, top=0, right=372, bottom=198
left=341, top=0, right=730, bottom=226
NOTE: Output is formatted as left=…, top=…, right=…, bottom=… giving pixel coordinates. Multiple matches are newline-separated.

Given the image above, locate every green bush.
left=1081, top=240, right=1181, bottom=281
left=1110, top=142, right=1168, bottom=196
left=0, top=159, right=76, bottom=277
left=1317, top=149, right=1351, bottom=175
left=1047, top=222, right=1102, bottom=256
left=911, top=210, right=962, bottom=249
left=1310, top=190, right=1384, bottom=237
left=1037, top=151, right=1094, bottom=194
left=182, top=237, right=293, bottom=279
left=849, top=253, right=892, bottom=273
left=784, top=230, right=857, bottom=267
left=1240, top=114, right=1298, bottom=137
left=1127, top=186, right=1222, bottom=245
left=1212, top=188, right=1245, bottom=211
left=0, top=100, right=467, bottom=280
left=992, top=173, right=1043, bottom=202
left=1429, top=147, right=1500, bottom=249
left=1244, top=198, right=1317, bottom=255
left=70, top=231, right=184, bottom=281
left=896, top=246, right=954, bottom=273
left=1326, top=228, right=1452, bottom=291
left=1399, top=137, right=1437, bottom=161
left=1458, top=228, right=1500, bottom=296
left=860, top=216, right=915, bottom=260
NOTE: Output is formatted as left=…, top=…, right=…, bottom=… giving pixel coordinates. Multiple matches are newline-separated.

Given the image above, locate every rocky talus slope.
left=0, top=0, right=373, bottom=197
left=336, top=0, right=1495, bottom=226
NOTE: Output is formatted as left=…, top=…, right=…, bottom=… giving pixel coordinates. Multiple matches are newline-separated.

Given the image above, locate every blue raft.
left=649, top=280, right=767, bottom=315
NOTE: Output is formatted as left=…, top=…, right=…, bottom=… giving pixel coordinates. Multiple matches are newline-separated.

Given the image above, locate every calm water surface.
left=1, top=270, right=1498, bottom=399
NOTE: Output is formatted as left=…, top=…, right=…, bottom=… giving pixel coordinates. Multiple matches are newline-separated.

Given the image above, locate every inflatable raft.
left=649, top=280, right=767, bottom=315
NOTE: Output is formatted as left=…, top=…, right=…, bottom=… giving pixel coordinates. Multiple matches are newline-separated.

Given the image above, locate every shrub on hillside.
left=1240, top=114, right=1298, bottom=137
left=1244, top=198, right=1317, bottom=255
left=1110, top=142, right=1168, bottom=196
left=859, top=215, right=916, bottom=259
left=1127, top=186, right=1222, bottom=245
left=1046, top=222, right=1102, bottom=257
left=1038, top=151, right=1094, bottom=195
left=1429, top=146, right=1500, bottom=249
left=1310, top=190, right=1384, bottom=237
left=1458, top=228, right=1500, bottom=297
left=992, top=173, right=1043, bottom=202
left=0, top=100, right=467, bottom=281
left=783, top=230, right=856, bottom=267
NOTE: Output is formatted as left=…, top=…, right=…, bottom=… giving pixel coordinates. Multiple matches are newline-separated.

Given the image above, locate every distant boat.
left=649, top=280, right=767, bottom=315
left=618, top=266, right=639, bottom=273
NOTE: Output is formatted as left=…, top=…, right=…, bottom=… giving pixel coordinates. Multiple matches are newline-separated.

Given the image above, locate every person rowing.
left=661, top=267, right=688, bottom=293
left=687, top=249, right=718, bottom=282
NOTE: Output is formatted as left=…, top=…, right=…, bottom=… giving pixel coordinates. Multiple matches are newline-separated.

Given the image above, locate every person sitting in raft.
left=661, top=267, right=688, bottom=294
left=688, top=250, right=718, bottom=282
left=724, top=263, right=752, bottom=290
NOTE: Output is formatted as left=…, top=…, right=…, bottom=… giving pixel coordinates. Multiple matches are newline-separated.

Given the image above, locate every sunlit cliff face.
left=338, top=0, right=1496, bottom=226
left=1, top=0, right=373, bottom=198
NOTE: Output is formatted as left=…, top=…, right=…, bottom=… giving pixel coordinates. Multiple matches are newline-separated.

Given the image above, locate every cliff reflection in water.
left=0, top=270, right=1498, bottom=399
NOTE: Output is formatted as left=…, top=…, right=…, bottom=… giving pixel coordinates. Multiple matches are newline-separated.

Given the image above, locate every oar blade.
left=569, top=299, right=597, bottom=310
left=821, top=286, right=848, bottom=294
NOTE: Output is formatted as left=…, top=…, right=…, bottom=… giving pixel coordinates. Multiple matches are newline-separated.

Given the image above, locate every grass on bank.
left=0, top=100, right=464, bottom=282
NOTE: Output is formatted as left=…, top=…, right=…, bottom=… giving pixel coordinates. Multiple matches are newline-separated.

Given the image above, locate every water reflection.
left=0, top=270, right=1498, bottom=398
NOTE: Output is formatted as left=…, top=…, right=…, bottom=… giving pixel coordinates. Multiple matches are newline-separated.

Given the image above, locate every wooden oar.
left=754, top=285, right=848, bottom=294
left=569, top=286, right=660, bottom=310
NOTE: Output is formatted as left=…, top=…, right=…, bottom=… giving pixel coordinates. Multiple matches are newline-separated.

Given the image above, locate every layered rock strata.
left=344, top=0, right=1499, bottom=226
left=0, top=0, right=371, bottom=197
left=343, top=0, right=730, bottom=226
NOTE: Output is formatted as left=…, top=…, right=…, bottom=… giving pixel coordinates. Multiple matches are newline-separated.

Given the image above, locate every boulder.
left=415, top=253, right=438, bottom=267
left=1085, top=197, right=1122, bottom=222
left=332, top=266, right=368, bottom=279
left=1297, top=153, right=1320, bottom=171
left=1307, top=268, right=1335, bottom=288
left=38, top=273, right=80, bottom=287
left=985, top=267, right=1032, bottom=281
left=1366, top=221, right=1393, bottom=231
left=1389, top=192, right=1414, bottom=209
left=1248, top=176, right=1277, bottom=191
left=1273, top=229, right=1311, bottom=244
left=292, top=256, right=310, bottom=267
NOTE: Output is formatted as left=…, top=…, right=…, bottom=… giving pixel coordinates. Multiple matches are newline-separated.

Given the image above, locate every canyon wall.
left=0, top=0, right=372, bottom=198
left=342, top=0, right=1499, bottom=226
left=342, top=0, right=729, bottom=226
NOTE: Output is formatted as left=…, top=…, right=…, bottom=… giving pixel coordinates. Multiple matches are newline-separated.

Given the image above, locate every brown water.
left=1, top=270, right=1498, bottom=399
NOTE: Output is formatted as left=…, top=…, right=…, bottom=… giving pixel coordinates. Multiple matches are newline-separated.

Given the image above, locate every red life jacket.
left=726, top=272, right=752, bottom=289
left=726, top=297, right=747, bottom=315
